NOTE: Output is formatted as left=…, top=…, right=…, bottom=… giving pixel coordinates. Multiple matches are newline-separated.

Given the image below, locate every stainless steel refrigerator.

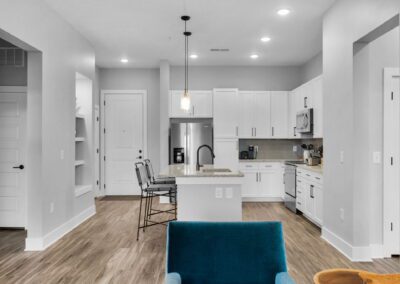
left=169, top=118, right=214, bottom=166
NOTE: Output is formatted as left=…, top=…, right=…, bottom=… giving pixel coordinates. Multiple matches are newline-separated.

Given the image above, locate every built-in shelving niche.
left=74, top=73, right=93, bottom=197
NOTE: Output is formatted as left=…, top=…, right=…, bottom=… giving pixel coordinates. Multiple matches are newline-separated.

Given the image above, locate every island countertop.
left=159, top=164, right=244, bottom=178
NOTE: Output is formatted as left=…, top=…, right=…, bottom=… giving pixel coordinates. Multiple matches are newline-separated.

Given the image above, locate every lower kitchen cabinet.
left=240, top=162, right=284, bottom=201
left=296, top=169, right=323, bottom=227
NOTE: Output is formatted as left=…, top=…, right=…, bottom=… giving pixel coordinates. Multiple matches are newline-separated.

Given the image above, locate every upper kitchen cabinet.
left=288, top=91, right=300, bottom=139
left=238, top=91, right=270, bottom=138
left=170, top=90, right=213, bottom=118
left=288, top=75, right=323, bottom=138
left=213, top=88, right=239, bottom=138
left=270, top=91, right=288, bottom=138
left=311, top=76, right=323, bottom=138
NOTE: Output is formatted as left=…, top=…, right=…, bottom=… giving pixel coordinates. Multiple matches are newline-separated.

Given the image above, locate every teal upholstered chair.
left=165, top=221, right=295, bottom=284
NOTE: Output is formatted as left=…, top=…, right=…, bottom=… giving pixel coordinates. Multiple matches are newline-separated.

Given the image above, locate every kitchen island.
left=160, top=164, right=244, bottom=221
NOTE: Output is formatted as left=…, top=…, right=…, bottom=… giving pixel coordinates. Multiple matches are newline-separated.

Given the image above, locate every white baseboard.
left=25, top=205, right=96, bottom=251
left=322, top=227, right=375, bottom=262
left=242, top=197, right=284, bottom=202
left=370, top=244, right=384, bottom=259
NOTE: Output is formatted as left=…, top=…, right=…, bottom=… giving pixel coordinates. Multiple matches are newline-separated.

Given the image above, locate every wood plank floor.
left=0, top=198, right=399, bottom=284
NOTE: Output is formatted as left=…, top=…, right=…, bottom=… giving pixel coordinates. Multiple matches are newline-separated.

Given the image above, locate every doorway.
left=0, top=87, right=27, bottom=228
left=100, top=90, right=147, bottom=195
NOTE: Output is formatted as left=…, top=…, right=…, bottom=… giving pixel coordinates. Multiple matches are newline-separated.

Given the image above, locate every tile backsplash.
left=239, top=139, right=323, bottom=160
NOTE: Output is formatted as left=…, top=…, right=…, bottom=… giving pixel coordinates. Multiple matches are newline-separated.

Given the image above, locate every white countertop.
left=160, top=164, right=244, bottom=178
left=296, top=164, right=323, bottom=174
left=239, top=159, right=323, bottom=174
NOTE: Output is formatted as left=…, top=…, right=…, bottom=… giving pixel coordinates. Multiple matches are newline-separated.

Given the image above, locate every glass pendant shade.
left=181, top=92, right=191, bottom=111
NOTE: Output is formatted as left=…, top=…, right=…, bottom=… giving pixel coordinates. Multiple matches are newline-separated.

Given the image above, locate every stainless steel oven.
left=296, top=108, right=313, bottom=134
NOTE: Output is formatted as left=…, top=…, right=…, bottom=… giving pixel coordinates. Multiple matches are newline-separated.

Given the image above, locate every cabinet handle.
left=256, top=173, right=258, bottom=182
left=259, top=172, right=261, bottom=182
left=315, top=177, right=321, bottom=180
left=294, top=127, right=296, bottom=137
left=310, top=185, right=314, bottom=198
left=192, top=106, right=195, bottom=116
left=255, top=127, right=257, bottom=137
left=304, top=97, right=308, bottom=108
left=245, top=165, right=253, bottom=168
left=272, top=127, right=274, bottom=137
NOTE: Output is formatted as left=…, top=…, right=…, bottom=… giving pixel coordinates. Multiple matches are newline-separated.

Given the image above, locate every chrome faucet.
left=196, top=144, right=215, bottom=171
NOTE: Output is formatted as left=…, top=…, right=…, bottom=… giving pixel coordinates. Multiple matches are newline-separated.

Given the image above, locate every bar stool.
left=135, top=162, right=177, bottom=240
left=144, top=159, right=175, bottom=185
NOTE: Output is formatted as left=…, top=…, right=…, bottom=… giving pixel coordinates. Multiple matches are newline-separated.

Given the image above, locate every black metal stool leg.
left=136, top=191, right=144, bottom=241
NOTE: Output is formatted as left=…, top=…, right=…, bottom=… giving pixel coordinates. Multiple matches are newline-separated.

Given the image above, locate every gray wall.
left=170, top=66, right=302, bottom=91
left=99, top=68, right=161, bottom=173
left=0, top=0, right=96, bottom=243
left=300, top=52, right=323, bottom=84
left=323, top=0, right=400, bottom=254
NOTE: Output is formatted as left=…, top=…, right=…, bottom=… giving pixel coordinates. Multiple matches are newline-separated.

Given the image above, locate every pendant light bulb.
left=181, top=92, right=191, bottom=111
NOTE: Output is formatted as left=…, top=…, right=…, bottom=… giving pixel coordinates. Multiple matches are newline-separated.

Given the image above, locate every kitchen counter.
left=160, top=164, right=244, bottom=178
left=239, top=159, right=323, bottom=174
left=160, top=164, right=244, bottom=222
left=296, top=164, right=323, bottom=174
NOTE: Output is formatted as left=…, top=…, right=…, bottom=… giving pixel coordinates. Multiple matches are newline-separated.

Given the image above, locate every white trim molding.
left=25, top=206, right=96, bottom=251
left=322, top=227, right=384, bottom=262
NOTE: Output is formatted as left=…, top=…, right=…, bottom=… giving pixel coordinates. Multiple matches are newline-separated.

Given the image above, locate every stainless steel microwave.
left=296, top=108, right=313, bottom=134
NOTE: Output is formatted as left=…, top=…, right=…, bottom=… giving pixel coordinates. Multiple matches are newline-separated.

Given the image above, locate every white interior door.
left=0, top=90, right=26, bottom=228
left=383, top=68, right=400, bottom=256
left=94, top=105, right=101, bottom=196
left=104, top=91, right=147, bottom=195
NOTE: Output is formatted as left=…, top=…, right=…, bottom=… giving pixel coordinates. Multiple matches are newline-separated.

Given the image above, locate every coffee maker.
left=248, top=145, right=258, bottom=160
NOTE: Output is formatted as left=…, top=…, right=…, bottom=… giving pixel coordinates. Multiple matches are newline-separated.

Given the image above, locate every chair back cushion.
left=166, top=221, right=288, bottom=284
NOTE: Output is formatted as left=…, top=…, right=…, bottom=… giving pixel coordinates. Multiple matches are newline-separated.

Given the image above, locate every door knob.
left=13, top=165, right=24, bottom=170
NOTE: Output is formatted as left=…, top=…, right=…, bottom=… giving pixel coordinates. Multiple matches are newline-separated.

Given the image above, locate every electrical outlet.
left=225, top=188, right=233, bottom=199
left=50, top=202, right=55, bottom=213
left=60, top=150, right=65, bottom=160
left=340, top=151, right=344, bottom=164
left=340, top=208, right=345, bottom=221
left=373, top=151, right=381, bottom=164
left=293, top=146, right=297, bottom=152
left=215, top=188, right=223, bottom=199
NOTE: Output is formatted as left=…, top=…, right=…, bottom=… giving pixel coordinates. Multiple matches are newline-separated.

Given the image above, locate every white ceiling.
left=44, top=0, right=336, bottom=68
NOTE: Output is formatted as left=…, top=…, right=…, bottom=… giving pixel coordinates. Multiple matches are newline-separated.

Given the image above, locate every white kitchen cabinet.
left=214, top=138, right=239, bottom=171
left=238, top=91, right=270, bottom=138
left=241, top=171, right=259, bottom=197
left=213, top=89, right=238, bottom=138
left=240, top=162, right=284, bottom=201
left=288, top=91, right=300, bottom=139
left=314, top=183, right=323, bottom=225
left=311, top=76, right=323, bottom=138
left=296, top=168, right=323, bottom=227
left=169, top=90, right=213, bottom=118
left=270, top=91, right=288, bottom=138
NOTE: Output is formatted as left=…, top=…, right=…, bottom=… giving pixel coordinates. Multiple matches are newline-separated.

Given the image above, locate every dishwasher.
left=284, top=161, right=303, bottom=213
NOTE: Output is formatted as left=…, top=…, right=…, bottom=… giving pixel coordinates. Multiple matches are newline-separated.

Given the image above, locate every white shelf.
left=75, top=137, right=85, bottom=142
left=75, top=113, right=85, bottom=119
left=74, top=184, right=92, bottom=197
left=75, top=160, right=85, bottom=167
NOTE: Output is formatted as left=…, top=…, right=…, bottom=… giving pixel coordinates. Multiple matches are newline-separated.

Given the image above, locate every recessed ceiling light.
left=190, top=54, right=198, bottom=59
left=277, top=9, right=291, bottom=16
left=261, top=37, right=271, bottom=43
left=120, top=58, right=129, bottom=63
left=250, top=54, right=259, bottom=59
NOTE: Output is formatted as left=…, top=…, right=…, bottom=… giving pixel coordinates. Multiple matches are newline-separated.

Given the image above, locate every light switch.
left=215, top=187, right=223, bottom=199
left=340, top=151, right=344, bottom=164
left=293, top=146, right=297, bottom=152
left=225, top=188, right=233, bottom=199
left=373, top=151, right=381, bottom=164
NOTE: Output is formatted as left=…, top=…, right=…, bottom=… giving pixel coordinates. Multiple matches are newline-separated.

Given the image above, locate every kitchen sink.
left=202, top=168, right=231, bottom=173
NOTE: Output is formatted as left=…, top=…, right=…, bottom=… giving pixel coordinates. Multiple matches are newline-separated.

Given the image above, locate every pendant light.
left=180, top=15, right=191, bottom=111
